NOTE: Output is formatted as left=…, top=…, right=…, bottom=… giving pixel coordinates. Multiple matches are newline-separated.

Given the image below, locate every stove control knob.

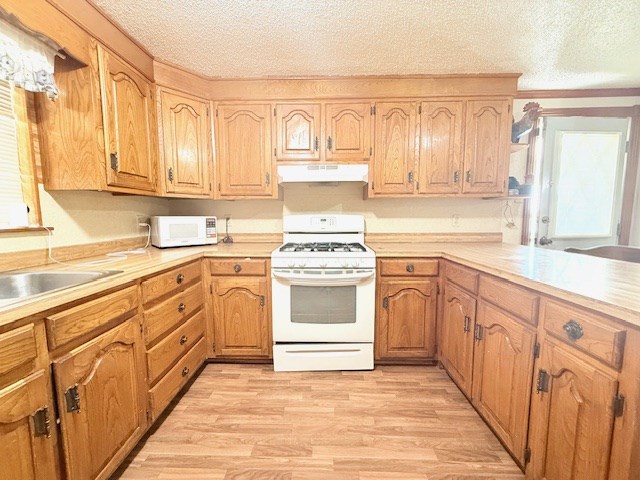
left=351, top=261, right=360, bottom=268
left=319, top=263, right=327, bottom=269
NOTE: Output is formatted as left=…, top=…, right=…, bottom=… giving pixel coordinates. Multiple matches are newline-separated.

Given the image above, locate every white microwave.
left=150, top=216, right=217, bottom=248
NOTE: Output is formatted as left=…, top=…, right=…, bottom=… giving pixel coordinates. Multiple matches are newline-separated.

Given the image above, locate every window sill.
left=0, top=226, right=53, bottom=235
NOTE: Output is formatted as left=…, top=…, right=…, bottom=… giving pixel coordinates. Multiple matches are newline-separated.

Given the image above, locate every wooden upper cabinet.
left=528, top=339, right=619, bottom=480
left=158, top=88, right=212, bottom=197
left=216, top=103, right=275, bottom=198
left=371, top=102, right=418, bottom=195
left=38, top=47, right=106, bottom=191
left=462, top=99, right=511, bottom=194
left=418, top=101, right=464, bottom=194
left=325, top=102, right=372, bottom=162
left=440, top=282, right=476, bottom=397
left=98, top=45, right=158, bottom=193
left=53, top=319, right=146, bottom=480
left=472, top=301, right=536, bottom=465
left=275, top=103, right=321, bottom=161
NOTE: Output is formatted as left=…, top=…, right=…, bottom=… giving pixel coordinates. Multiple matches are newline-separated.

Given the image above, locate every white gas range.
left=271, top=214, right=376, bottom=372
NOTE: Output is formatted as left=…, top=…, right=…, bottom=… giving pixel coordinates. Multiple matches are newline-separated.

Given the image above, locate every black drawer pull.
left=181, top=366, right=190, bottom=377
left=563, top=320, right=584, bottom=340
left=406, top=264, right=414, bottom=273
left=234, top=264, right=242, bottom=273
left=179, top=335, right=188, bottom=345
left=176, top=273, right=184, bottom=284
left=178, top=302, right=186, bottom=313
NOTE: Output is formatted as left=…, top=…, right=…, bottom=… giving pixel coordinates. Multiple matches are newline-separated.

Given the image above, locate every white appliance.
left=150, top=216, right=217, bottom=248
left=277, top=164, right=368, bottom=183
left=271, top=214, right=376, bottom=372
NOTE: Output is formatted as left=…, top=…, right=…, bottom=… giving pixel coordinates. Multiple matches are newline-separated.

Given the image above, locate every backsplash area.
left=0, top=186, right=170, bottom=254
left=171, top=183, right=523, bottom=242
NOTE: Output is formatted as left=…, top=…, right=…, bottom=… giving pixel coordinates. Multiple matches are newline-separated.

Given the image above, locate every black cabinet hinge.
left=536, top=369, right=550, bottom=394
left=524, top=447, right=531, bottom=465
left=65, top=385, right=81, bottom=413
left=474, top=323, right=483, bottom=341
left=533, top=342, right=540, bottom=359
left=32, top=406, right=51, bottom=438
left=418, top=105, right=422, bottom=115
left=613, top=394, right=625, bottom=417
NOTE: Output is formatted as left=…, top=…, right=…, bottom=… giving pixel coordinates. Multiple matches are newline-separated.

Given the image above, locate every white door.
left=537, top=116, right=630, bottom=250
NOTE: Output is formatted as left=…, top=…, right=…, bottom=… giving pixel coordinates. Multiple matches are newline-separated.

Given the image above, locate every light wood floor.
left=113, top=364, right=525, bottom=479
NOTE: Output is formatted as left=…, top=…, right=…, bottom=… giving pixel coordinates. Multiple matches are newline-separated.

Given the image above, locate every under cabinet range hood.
left=277, top=164, right=368, bottom=184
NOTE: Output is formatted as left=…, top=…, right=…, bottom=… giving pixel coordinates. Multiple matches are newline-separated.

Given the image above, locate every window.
left=550, top=131, right=623, bottom=238
left=0, top=79, right=40, bottom=229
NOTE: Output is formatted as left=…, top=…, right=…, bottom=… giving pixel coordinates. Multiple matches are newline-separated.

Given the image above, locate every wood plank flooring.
left=113, top=364, right=524, bottom=479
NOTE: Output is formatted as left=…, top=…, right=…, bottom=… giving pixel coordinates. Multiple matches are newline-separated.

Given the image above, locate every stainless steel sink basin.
left=0, top=270, right=123, bottom=303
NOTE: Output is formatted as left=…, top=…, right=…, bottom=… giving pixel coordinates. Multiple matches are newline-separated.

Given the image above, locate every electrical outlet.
left=451, top=214, right=461, bottom=228
left=136, top=215, right=150, bottom=227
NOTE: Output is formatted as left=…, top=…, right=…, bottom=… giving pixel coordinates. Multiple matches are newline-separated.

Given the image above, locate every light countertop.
left=2, top=241, right=640, bottom=330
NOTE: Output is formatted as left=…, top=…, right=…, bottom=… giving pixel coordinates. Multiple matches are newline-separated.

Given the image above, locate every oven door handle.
left=272, top=270, right=375, bottom=286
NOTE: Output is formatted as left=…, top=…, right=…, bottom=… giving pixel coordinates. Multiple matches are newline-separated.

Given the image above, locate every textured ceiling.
left=93, top=0, right=640, bottom=90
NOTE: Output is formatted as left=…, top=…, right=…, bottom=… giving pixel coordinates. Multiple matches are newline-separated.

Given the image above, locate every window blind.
left=0, top=79, right=25, bottom=226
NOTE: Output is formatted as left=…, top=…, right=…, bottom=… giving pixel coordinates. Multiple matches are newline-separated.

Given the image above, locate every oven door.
left=271, top=268, right=375, bottom=343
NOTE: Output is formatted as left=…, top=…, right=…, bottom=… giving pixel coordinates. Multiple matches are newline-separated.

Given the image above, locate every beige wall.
left=0, top=185, right=170, bottom=254
left=170, top=183, right=512, bottom=239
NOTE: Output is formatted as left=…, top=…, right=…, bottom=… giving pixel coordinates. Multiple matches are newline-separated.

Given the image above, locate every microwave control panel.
left=206, top=217, right=217, bottom=238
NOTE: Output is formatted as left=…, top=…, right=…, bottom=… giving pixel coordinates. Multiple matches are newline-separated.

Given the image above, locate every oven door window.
left=290, top=285, right=356, bottom=324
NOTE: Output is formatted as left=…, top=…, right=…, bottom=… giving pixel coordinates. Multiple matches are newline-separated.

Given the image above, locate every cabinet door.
left=472, top=301, right=536, bottom=465
left=325, top=102, right=372, bottom=162
left=212, top=276, right=270, bottom=357
left=528, top=339, right=618, bottom=480
left=440, top=282, right=476, bottom=397
left=53, top=319, right=146, bottom=480
left=98, top=45, right=158, bottom=193
left=371, top=102, right=418, bottom=195
left=159, top=89, right=212, bottom=196
left=216, top=103, right=275, bottom=198
left=462, top=99, right=511, bottom=194
left=0, top=370, right=59, bottom=480
left=275, top=103, right=321, bottom=161
left=376, top=278, right=436, bottom=360
left=418, top=101, right=464, bottom=194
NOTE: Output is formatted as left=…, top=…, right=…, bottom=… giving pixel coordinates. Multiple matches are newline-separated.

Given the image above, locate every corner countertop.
left=371, top=242, right=640, bottom=326
left=2, top=241, right=640, bottom=330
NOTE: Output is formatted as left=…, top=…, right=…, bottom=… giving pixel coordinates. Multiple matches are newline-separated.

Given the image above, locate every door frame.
left=520, top=105, right=640, bottom=246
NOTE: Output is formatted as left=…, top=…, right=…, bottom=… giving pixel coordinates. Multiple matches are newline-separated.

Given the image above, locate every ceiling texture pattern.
left=93, top=0, right=640, bottom=90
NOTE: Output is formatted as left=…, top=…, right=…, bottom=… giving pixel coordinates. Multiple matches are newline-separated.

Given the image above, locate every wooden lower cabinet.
left=0, top=370, right=59, bottom=480
left=376, top=278, right=437, bottom=362
left=53, top=318, right=147, bottom=480
left=439, top=282, right=476, bottom=396
left=473, top=301, right=536, bottom=466
left=210, top=275, right=270, bottom=358
left=527, top=338, right=619, bottom=480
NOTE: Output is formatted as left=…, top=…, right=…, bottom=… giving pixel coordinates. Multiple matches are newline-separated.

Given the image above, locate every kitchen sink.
left=0, top=270, right=123, bottom=303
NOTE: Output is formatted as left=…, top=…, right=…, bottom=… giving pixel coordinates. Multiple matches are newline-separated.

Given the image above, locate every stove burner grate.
left=279, top=242, right=366, bottom=253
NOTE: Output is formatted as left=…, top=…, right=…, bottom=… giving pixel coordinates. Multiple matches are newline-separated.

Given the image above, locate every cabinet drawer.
left=142, top=261, right=201, bottom=305
left=479, top=275, right=539, bottom=326
left=0, top=324, right=38, bottom=377
left=444, top=262, right=479, bottom=294
left=148, top=336, right=206, bottom=421
left=379, top=259, right=438, bottom=276
left=46, top=285, right=138, bottom=350
left=144, top=282, right=203, bottom=345
left=146, top=310, right=205, bottom=385
left=542, top=299, right=626, bottom=370
left=209, top=258, right=267, bottom=276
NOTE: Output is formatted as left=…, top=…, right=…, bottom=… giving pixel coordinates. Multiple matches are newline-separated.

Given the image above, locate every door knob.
left=539, top=236, right=553, bottom=246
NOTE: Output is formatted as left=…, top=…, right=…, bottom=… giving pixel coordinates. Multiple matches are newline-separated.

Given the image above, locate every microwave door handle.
left=271, top=270, right=375, bottom=286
